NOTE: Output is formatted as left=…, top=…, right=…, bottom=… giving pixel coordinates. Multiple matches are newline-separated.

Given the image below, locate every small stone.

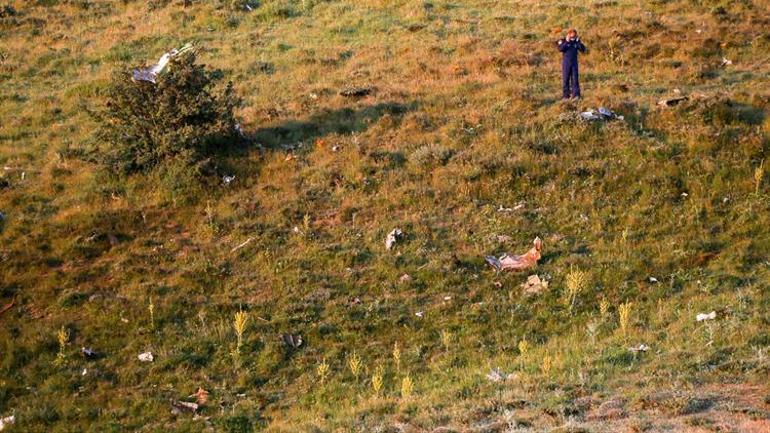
left=521, top=274, right=548, bottom=295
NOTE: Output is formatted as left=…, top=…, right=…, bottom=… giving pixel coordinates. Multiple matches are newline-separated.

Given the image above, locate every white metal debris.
left=132, top=43, right=194, bottom=84
left=629, top=344, right=650, bottom=353
left=658, top=96, right=689, bottom=107
left=385, top=228, right=403, bottom=250
left=0, top=415, right=14, bottom=431
left=580, top=107, right=623, bottom=121
left=138, top=352, right=154, bottom=362
left=495, top=234, right=512, bottom=243
left=282, top=334, right=303, bottom=349
left=486, top=367, right=515, bottom=382
left=696, top=311, right=717, bottom=322
left=171, top=400, right=199, bottom=415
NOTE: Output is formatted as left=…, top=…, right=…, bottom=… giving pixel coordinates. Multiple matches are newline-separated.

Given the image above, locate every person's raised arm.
left=557, top=38, right=569, bottom=52
left=576, top=38, right=586, bottom=52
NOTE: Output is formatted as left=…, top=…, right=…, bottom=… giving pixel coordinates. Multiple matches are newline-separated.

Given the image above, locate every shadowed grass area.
left=0, top=0, right=769, bottom=432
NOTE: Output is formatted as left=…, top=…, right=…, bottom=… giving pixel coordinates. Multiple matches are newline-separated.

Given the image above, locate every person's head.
left=567, top=29, right=578, bottom=40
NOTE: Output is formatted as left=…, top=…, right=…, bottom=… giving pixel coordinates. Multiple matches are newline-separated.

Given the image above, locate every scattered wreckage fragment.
left=132, top=43, right=195, bottom=84
left=580, top=106, right=624, bottom=121
left=385, top=228, right=403, bottom=250
left=486, top=237, right=542, bottom=271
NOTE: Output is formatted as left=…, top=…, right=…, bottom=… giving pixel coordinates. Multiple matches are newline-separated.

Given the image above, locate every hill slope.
left=1, top=1, right=769, bottom=432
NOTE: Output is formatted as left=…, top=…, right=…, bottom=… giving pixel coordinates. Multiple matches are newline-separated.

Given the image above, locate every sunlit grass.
left=0, top=0, right=768, bottom=431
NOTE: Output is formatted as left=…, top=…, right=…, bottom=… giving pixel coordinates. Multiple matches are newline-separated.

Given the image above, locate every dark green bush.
left=220, top=415, right=254, bottom=433
left=93, top=52, right=240, bottom=176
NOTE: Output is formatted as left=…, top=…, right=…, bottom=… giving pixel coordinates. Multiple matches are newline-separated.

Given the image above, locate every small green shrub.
left=92, top=51, right=240, bottom=176
left=220, top=415, right=254, bottom=433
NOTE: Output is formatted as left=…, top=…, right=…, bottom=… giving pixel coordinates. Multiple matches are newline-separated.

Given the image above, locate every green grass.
left=1, top=0, right=769, bottom=432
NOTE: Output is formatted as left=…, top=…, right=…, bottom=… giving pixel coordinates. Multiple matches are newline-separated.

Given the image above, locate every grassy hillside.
left=1, top=0, right=769, bottom=432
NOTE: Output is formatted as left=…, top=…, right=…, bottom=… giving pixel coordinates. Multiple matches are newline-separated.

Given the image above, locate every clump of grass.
left=618, top=302, right=633, bottom=336
left=54, top=326, right=69, bottom=367
left=755, top=160, right=764, bottom=194
left=564, top=267, right=589, bottom=312
left=393, top=342, right=401, bottom=372
left=518, top=339, right=529, bottom=356
left=233, top=310, right=248, bottom=357
left=316, top=359, right=330, bottom=385
left=371, top=366, right=384, bottom=396
left=347, top=351, right=362, bottom=382
left=599, top=298, right=610, bottom=318
left=400, top=375, right=413, bottom=400
left=148, top=297, right=155, bottom=330
left=440, top=329, right=452, bottom=352
left=205, top=201, right=217, bottom=235
left=541, top=355, right=553, bottom=376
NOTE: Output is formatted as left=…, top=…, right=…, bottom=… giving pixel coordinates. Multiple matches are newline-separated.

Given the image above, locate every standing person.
left=557, top=29, right=586, bottom=99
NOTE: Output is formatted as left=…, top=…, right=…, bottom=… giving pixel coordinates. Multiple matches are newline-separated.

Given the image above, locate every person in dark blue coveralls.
left=557, top=29, right=586, bottom=99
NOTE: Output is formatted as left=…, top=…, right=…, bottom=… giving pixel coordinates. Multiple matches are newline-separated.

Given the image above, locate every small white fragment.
left=223, top=175, right=235, bottom=185
left=443, top=296, right=452, bottom=301
left=649, top=277, right=659, bottom=283
left=721, top=57, right=732, bottom=66
left=696, top=311, right=717, bottom=322
left=496, top=234, right=512, bottom=243
left=385, top=228, right=403, bottom=250
left=415, top=311, right=424, bottom=318
left=486, top=367, right=514, bottom=382
left=138, top=352, right=154, bottom=362
left=82, top=368, right=88, bottom=376
left=486, top=368, right=504, bottom=382
left=681, top=192, right=688, bottom=197
left=332, top=145, right=341, bottom=152
left=0, top=415, right=14, bottom=431
left=629, top=344, right=650, bottom=353
left=230, top=237, right=253, bottom=253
